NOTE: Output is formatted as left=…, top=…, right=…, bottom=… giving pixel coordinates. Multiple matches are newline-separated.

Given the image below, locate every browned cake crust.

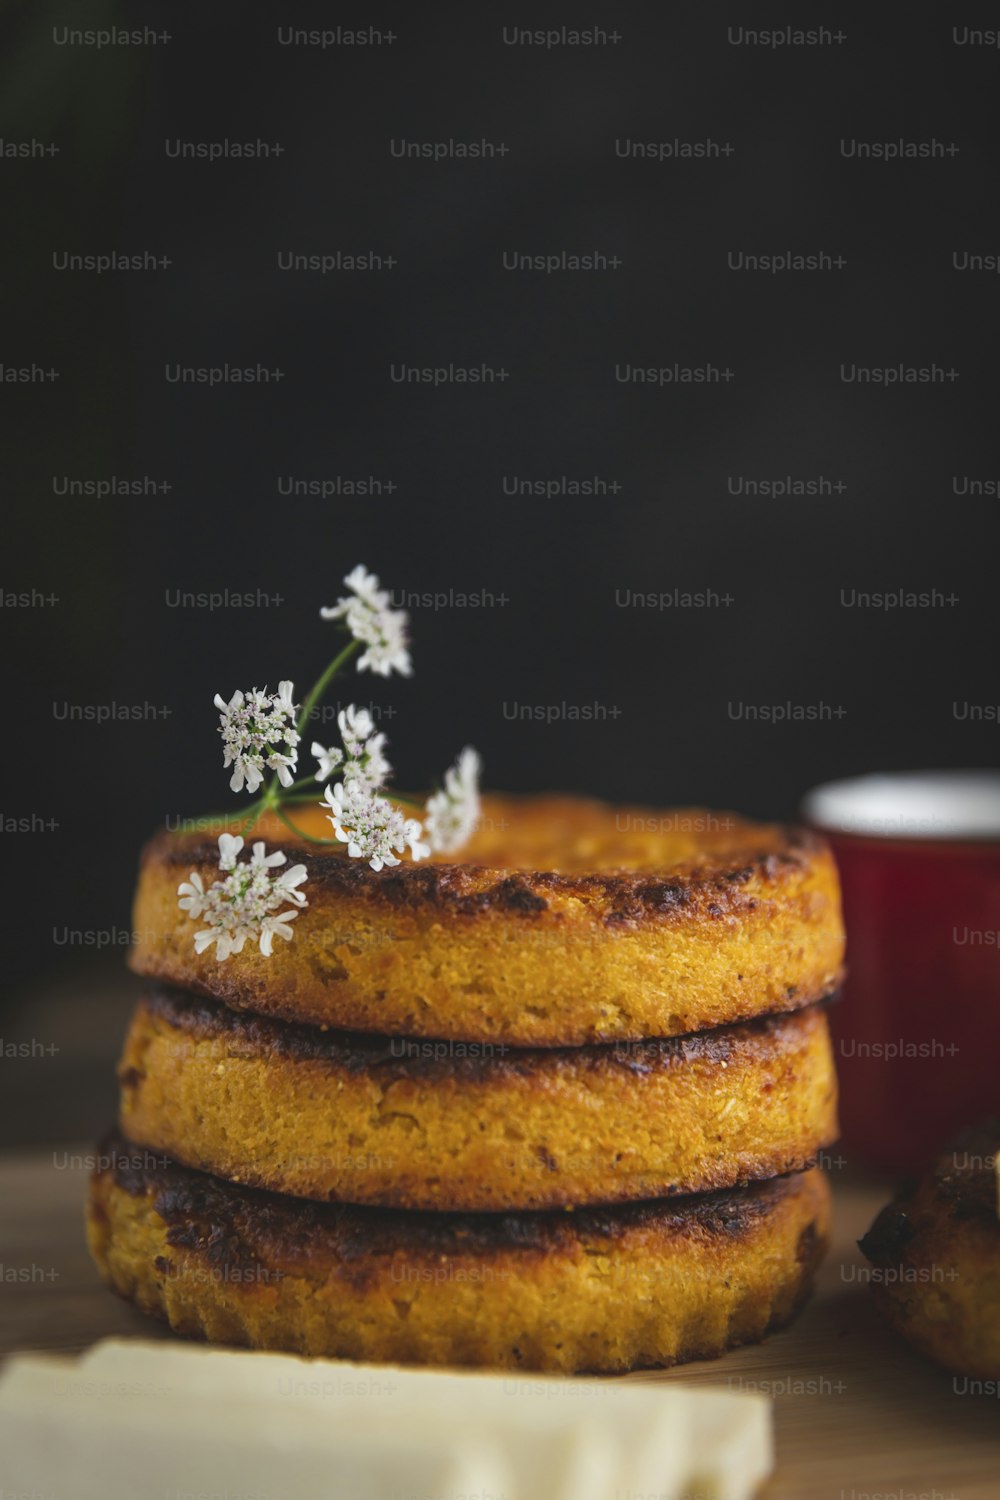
left=129, top=796, right=845, bottom=1045
left=87, top=1138, right=830, bottom=1373
left=118, top=987, right=839, bottom=1211
left=859, top=1119, right=1000, bottom=1379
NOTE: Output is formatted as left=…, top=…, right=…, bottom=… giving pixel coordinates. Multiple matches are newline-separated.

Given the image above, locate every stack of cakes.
left=88, top=796, right=844, bottom=1374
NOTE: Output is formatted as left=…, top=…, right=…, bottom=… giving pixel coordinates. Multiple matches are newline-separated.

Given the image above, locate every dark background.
left=2, top=2, right=998, bottom=1135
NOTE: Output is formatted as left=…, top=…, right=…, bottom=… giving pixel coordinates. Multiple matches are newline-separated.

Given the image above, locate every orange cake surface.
left=87, top=1138, right=829, bottom=1374
left=118, top=986, right=838, bottom=1211
left=130, top=796, right=844, bottom=1045
left=860, top=1119, right=1000, bottom=1379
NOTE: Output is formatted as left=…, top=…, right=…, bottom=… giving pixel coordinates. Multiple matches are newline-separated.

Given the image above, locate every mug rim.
left=802, top=769, right=1000, bottom=844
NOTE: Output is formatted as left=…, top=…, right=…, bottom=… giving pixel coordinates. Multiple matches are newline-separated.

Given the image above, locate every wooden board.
left=1, top=1148, right=997, bottom=1498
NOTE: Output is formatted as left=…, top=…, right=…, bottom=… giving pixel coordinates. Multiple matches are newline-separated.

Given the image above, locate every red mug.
left=802, top=771, right=1000, bottom=1173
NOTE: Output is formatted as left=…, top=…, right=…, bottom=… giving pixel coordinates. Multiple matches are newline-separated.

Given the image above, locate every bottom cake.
left=87, top=1136, right=829, bottom=1374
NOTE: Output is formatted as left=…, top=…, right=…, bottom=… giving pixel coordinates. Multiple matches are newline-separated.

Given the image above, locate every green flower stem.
left=286, top=774, right=320, bottom=795
left=275, top=805, right=342, bottom=846
left=295, top=638, right=360, bottom=736
left=169, top=801, right=265, bottom=838
left=239, top=797, right=267, bottom=835
left=182, top=809, right=249, bottom=830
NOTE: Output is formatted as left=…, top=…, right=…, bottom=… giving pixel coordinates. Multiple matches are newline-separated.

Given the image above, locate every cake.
left=118, top=985, right=837, bottom=1211
left=90, top=795, right=843, bottom=1372
left=88, top=1134, right=830, bottom=1374
left=129, top=797, right=844, bottom=1044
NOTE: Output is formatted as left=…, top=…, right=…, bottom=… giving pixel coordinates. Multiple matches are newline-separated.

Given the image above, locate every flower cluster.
left=312, top=705, right=390, bottom=788
left=215, top=681, right=299, bottom=795
left=320, top=564, right=412, bottom=677
left=178, top=564, right=481, bottom=956
left=323, top=779, right=429, bottom=871
left=178, top=835, right=308, bottom=961
left=424, top=747, right=483, bottom=853
left=314, top=719, right=480, bottom=870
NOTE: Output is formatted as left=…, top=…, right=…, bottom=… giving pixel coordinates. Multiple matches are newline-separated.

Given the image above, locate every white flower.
left=320, top=565, right=412, bottom=677
left=217, top=832, right=244, bottom=871
left=405, top=820, right=432, bottom=862
left=177, top=871, right=206, bottom=918
left=177, top=834, right=308, bottom=961
left=215, top=681, right=300, bottom=795
left=322, top=781, right=428, bottom=871
left=338, top=703, right=376, bottom=757
left=312, top=704, right=392, bottom=791
left=424, top=746, right=482, bottom=854
left=311, top=741, right=344, bottom=782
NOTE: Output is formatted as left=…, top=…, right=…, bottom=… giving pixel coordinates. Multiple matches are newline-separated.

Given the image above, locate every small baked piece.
left=129, top=796, right=844, bottom=1045
left=118, top=987, right=838, bottom=1211
left=87, top=1137, right=830, bottom=1374
left=858, top=1119, right=1000, bottom=1378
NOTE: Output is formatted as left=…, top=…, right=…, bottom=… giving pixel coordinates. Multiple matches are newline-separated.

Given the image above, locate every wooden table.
left=1, top=1148, right=997, bottom=1498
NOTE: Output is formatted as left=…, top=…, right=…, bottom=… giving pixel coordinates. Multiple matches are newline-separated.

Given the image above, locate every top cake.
left=130, top=795, right=844, bottom=1046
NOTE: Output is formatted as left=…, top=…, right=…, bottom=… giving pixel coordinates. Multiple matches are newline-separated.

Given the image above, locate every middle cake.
left=118, top=986, right=837, bottom=1212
